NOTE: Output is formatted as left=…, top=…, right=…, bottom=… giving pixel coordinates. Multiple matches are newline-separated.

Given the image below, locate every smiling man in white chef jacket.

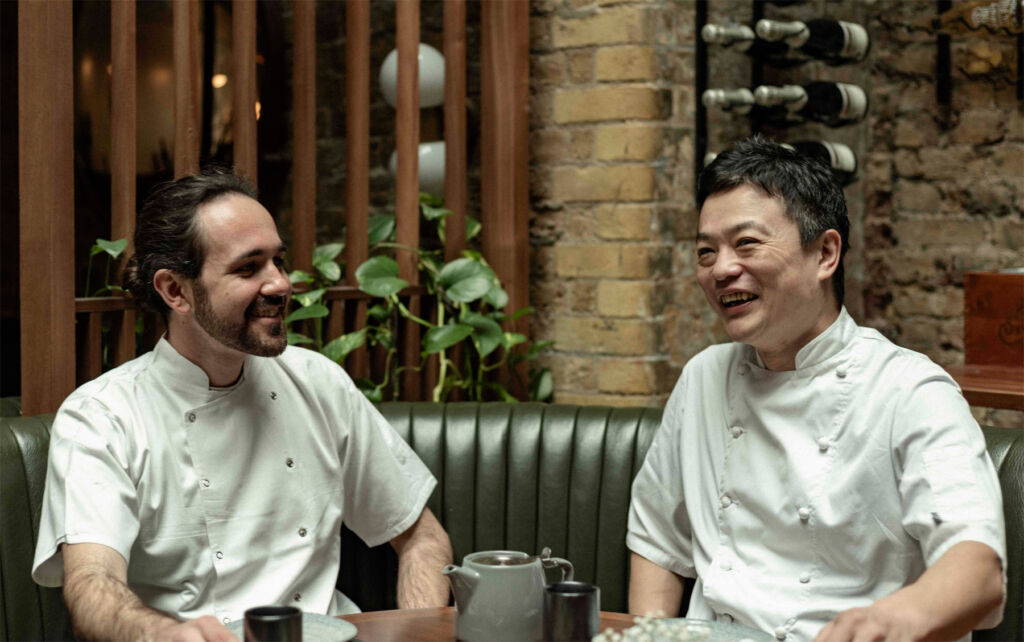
left=627, top=136, right=1005, bottom=642
left=31, top=167, right=452, bottom=642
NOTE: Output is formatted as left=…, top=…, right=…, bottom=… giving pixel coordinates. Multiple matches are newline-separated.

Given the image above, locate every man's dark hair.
left=122, top=166, right=258, bottom=316
left=697, top=134, right=850, bottom=309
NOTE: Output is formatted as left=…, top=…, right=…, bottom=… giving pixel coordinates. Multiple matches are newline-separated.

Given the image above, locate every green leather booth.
left=2, top=402, right=1021, bottom=641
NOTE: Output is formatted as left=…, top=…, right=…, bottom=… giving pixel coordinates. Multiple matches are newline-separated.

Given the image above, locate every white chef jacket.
left=627, top=308, right=1006, bottom=642
left=32, top=338, right=436, bottom=625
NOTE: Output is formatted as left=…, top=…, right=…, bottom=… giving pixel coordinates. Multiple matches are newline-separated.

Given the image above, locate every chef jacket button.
left=201, top=478, right=211, bottom=488
left=286, top=457, right=295, bottom=468
left=817, top=437, right=830, bottom=452
left=223, top=617, right=231, bottom=624
left=798, top=506, right=811, bottom=522
left=799, top=572, right=811, bottom=584
left=294, top=593, right=302, bottom=602
left=774, top=626, right=788, bottom=640
left=298, top=527, right=308, bottom=537
left=720, top=495, right=733, bottom=508
left=730, top=425, right=743, bottom=439
left=720, top=559, right=732, bottom=571
left=186, top=412, right=197, bottom=423
left=215, top=551, right=224, bottom=559
left=738, top=363, right=749, bottom=375
left=836, top=366, right=847, bottom=379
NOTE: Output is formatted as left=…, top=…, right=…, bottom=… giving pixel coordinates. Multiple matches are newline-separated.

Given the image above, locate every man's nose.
left=261, top=263, right=292, bottom=297
left=710, top=250, right=742, bottom=281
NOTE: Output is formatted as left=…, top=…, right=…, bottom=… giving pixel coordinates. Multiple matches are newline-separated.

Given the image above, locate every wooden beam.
left=443, top=0, right=467, bottom=262
left=292, top=0, right=316, bottom=274
left=396, top=0, right=421, bottom=401
left=173, top=0, right=200, bottom=177
left=233, top=0, right=257, bottom=183
left=481, top=2, right=529, bottom=319
left=18, top=0, right=76, bottom=414
left=111, top=0, right=137, bottom=366
left=345, top=0, right=371, bottom=379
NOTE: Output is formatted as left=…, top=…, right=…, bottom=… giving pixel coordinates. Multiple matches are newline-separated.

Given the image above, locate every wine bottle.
left=753, top=82, right=868, bottom=127
left=701, top=88, right=756, bottom=114
left=933, top=0, right=1023, bottom=35
left=782, top=140, right=858, bottom=185
left=701, top=23, right=804, bottom=65
left=756, top=18, right=870, bottom=64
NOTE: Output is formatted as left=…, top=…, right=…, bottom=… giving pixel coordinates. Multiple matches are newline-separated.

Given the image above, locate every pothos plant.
left=83, top=237, right=142, bottom=368
left=285, top=194, right=554, bottom=403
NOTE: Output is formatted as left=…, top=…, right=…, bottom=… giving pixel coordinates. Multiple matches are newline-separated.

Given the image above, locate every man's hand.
left=815, top=541, right=1003, bottom=642
left=62, top=542, right=237, bottom=642
left=389, top=507, right=453, bottom=609
left=154, top=616, right=237, bottom=642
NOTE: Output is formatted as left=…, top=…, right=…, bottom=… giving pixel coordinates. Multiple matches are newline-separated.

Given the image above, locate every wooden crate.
left=964, top=271, right=1024, bottom=367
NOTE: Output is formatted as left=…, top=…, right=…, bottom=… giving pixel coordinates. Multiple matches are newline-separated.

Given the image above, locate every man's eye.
left=737, top=238, right=759, bottom=247
left=273, top=256, right=286, bottom=268
left=696, top=248, right=714, bottom=263
left=236, top=263, right=256, bottom=275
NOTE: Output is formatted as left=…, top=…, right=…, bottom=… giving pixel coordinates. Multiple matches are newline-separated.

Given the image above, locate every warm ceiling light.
left=255, top=101, right=261, bottom=120
left=211, top=73, right=228, bottom=88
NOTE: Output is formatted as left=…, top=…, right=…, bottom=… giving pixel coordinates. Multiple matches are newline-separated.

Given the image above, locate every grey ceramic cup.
left=542, top=581, right=600, bottom=641
left=243, top=606, right=302, bottom=642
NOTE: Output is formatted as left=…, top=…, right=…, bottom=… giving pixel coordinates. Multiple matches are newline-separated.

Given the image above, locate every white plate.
left=226, top=612, right=357, bottom=641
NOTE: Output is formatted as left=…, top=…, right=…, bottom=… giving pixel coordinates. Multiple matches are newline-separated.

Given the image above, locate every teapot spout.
left=442, top=564, right=480, bottom=611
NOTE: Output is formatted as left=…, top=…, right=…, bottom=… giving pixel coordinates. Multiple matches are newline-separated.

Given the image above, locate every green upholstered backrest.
left=2, top=405, right=1021, bottom=639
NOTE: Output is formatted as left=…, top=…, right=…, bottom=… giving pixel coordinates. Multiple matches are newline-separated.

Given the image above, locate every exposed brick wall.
left=529, top=0, right=1021, bottom=425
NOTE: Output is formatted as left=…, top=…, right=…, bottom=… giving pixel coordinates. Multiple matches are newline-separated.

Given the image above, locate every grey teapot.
left=443, top=548, right=573, bottom=642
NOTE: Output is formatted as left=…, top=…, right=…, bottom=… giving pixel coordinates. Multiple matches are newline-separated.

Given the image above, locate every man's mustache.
left=248, top=295, right=287, bottom=317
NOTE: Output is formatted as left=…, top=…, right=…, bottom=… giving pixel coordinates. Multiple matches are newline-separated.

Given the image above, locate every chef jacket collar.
left=746, top=307, right=855, bottom=372
left=151, top=336, right=252, bottom=397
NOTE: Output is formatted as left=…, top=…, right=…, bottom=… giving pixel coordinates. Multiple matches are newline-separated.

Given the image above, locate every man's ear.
left=817, top=229, right=842, bottom=283
left=153, top=269, right=193, bottom=316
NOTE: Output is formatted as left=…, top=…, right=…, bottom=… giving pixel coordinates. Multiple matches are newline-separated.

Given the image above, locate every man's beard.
left=192, top=281, right=288, bottom=357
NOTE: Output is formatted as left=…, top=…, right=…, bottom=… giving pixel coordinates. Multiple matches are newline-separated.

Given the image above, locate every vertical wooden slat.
left=292, top=0, right=316, bottom=275
left=233, top=0, right=257, bottom=183
left=396, top=0, right=421, bottom=400
left=18, top=0, right=76, bottom=414
left=173, top=0, right=200, bottom=177
left=345, top=0, right=371, bottom=378
left=482, top=0, right=530, bottom=397
left=77, top=312, right=104, bottom=384
left=112, top=0, right=137, bottom=365
left=443, top=0, right=467, bottom=262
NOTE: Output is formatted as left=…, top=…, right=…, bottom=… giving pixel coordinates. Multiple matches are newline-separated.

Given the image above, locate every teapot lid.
left=471, top=553, right=536, bottom=566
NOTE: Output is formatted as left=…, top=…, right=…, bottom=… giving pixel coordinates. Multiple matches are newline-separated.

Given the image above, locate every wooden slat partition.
left=233, top=0, right=258, bottom=183
left=173, top=0, right=200, bottom=177
left=18, top=0, right=77, bottom=416
left=111, top=0, right=137, bottom=365
left=345, top=0, right=371, bottom=379
left=292, top=0, right=316, bottom=274
left=396, top=0, right=421, bottom=400
left=443, top=0, right=467, bottom=262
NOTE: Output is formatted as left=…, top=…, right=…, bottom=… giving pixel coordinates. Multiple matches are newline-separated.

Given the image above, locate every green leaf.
left=484, top=382, right=518, bottom=403
left=322, top=328, right=366, bottom=363
left=289, top=270, right=315, bottom=286
left=361, top=386, right=383, bottom=403
left=531, top=369, right=553, bottom=401
left=528, top=339, right=556, bottom=357
left=502, top=332, right=527, bottom=349
left=422, top=324, right=474, bottom=354
left=421, top=203, right=452, bottom=221
left=461, top=249, right=484, bottom=262
left=287, top=332, right=315, bottom=345
left=293, top=288, right=325, bottom=307
left=439, top=259, right=493, bottom=303
left=419, top=192, right=444, bottom=207
left=96, top=238, right=128, bottom=259
left=368, top=215, right=396, bottom=244
left=314, top=260, right=341, bottom=283
left=367, top=304, right=390, bottom=323
left=511, top=306, right=535, bottom=322
left=484, top=284, right=509, bottom=309
left=285, top=303, right=329, bottom=323
left=462, top=312, right=503, bottom=357
left=90, top=244, right=105, bottom=257
left=356, top=256, right=409, bottom=297
left=466, top=217, right=482, bottom=241
left=313, top=243, right=343, bottom=263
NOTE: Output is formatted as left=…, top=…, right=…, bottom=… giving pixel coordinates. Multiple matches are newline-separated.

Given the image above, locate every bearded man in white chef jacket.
left=627, top=136, right=1005, bottom=642
left=32, top=167, right=453, bottom=642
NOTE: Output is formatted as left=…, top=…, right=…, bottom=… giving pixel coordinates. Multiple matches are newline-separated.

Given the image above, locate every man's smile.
left=720, top=291, right=758, bottom=308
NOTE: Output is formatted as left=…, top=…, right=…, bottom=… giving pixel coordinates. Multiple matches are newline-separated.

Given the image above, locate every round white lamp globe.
left=389, top=141, right=446, bottom=198
left=379, top=43, right=445, bottom=109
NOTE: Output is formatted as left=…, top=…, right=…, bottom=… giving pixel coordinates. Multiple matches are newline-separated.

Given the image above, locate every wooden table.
left=341, top=606, right=636, bottom=641
left=944, top=364, right=1024, bottom=412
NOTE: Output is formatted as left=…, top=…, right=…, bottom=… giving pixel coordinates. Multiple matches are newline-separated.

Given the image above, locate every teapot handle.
left=544, top=557, right=574, bottom=582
